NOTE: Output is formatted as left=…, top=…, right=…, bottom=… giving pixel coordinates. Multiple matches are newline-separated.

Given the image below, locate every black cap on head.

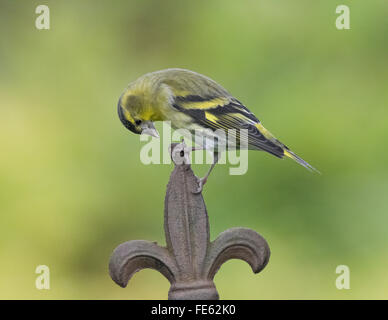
left=117, top=98, right=141, bottom=134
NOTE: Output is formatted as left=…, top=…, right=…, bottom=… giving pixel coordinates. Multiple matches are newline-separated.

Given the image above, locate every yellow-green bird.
left=118, top=68, right=318, bottom=191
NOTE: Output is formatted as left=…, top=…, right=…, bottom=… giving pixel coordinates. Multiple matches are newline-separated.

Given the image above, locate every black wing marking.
left=172, top=97, right=285, bottom=158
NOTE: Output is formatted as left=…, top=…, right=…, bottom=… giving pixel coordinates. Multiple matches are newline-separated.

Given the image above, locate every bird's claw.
left=193, top=176, right=208, bottom=194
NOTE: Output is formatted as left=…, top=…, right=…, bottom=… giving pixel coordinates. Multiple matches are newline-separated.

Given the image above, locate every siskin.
left=118, top=68, right=318, bottom=191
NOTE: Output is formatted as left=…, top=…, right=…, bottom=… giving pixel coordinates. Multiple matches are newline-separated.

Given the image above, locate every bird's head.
left=117, top=91, right=159, bottom=138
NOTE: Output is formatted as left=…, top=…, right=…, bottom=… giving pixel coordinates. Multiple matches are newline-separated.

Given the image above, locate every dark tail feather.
left=283, top=149, right=321, bottom=174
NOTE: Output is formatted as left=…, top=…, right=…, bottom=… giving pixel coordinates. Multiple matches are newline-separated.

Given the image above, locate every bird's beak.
left=140, top=121, right=159, bottom=138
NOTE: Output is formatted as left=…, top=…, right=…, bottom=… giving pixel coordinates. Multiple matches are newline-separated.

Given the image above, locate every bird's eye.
left=135, top=120, right=142, bottom=126
left=180, top=150, right=184, bottom=157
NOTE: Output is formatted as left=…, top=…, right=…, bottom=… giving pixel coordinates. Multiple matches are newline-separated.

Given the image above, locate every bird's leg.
left=193, top=152, right=219, bottom=194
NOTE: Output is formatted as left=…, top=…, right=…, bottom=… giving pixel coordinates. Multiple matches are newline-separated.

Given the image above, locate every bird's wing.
left=171, top=94, right=285, bottom=158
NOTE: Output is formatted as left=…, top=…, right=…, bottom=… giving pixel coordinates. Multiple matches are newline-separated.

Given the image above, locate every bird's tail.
left=283, top=149, right=320, bottom=174
left=252, top=123, right=320, bottom=173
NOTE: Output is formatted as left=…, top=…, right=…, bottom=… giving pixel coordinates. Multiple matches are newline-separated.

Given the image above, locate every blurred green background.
left=0, top=0, right=387, bottom=299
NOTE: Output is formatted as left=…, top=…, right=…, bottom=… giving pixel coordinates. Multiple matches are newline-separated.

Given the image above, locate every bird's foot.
left=193, top=176, right=208, bottom=194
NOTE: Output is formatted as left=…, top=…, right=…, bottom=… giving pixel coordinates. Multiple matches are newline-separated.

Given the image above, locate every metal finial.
left=109, top=141, right=270, bottom=299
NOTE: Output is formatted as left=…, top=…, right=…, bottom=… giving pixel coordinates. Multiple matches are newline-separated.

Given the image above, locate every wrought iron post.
left=109, top=141, right=270, bottom=299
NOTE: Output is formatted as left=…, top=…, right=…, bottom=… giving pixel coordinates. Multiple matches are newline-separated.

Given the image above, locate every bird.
left=117, top=68, right=319, bottom=192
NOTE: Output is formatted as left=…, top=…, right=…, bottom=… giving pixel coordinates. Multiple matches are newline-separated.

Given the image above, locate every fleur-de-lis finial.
left=109, top=141, right=270, bottom=299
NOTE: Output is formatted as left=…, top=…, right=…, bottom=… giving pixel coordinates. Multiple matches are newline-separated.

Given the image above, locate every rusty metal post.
left=109, top=141, right=270, bottom=300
